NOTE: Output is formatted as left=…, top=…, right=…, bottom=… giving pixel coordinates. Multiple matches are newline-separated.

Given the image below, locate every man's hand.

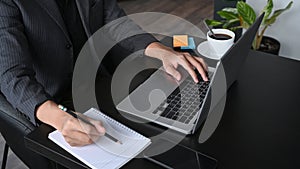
left=59, top=113, right=105, bottom=146
left=36, top=101, right=105, bottom=146
left=145, top=42, right=208, bottom=83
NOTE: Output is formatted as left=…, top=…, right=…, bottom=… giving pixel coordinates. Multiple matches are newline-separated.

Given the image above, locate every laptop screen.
left=221, top=13, right=264, bottom=88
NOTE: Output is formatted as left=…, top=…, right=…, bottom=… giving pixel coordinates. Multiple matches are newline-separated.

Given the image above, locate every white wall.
left=247, top=0, right=300, bottom=60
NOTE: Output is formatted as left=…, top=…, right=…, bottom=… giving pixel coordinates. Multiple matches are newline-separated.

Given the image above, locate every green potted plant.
left=206, top=0, right=293, bottom=54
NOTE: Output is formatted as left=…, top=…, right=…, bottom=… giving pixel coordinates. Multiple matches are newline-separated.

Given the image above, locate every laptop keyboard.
left=152, top=76, right=210, bottom=124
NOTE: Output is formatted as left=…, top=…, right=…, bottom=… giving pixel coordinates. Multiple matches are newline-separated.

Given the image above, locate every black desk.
left=25, top=50, right=300, bottom=169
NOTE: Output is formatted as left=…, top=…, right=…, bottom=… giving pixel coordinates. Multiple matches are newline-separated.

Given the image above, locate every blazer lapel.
left=34, top=0, right=71, bottom=42
left=75, top=0, right=92, bottom=37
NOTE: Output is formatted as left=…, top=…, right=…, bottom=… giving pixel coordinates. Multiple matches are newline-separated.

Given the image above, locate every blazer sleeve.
left=103, top=0, right=158, bottom=52
left=0, top=0, right=52, bottom=125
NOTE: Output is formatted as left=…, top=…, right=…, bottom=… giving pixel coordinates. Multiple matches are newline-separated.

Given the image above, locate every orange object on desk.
left=173, top=35, right=188, bottom=47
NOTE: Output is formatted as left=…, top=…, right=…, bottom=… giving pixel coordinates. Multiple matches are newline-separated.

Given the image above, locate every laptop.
left=116, top=14, right=264, bottom=134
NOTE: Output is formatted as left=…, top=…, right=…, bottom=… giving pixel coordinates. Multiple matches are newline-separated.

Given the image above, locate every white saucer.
left=197, top=41, right=222, bottom=60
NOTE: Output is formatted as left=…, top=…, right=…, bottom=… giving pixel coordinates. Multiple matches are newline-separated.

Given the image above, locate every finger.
left=66, top=116, right=99, bottom=137
left=164, top=64, right=181, bottom=81
left=77, top=120, right=101, bottom=136
left=89, top=120, right=106, bottom=135
left=64, top=136, right=80, bottom=147
left=78, top=114, right=105, bottom=135
left=195, top=57, right=209, bottom=72
left=61, top=117, right=101, bottom=145
left=79, top=114, right=105, bottom=133
left=63, top=131, right=94, bottom=147
left=72, top=126, right=101, bottom=143
left=186, top=56, right=208, bottom=81
left=178, top=54, right=199, bottom=83
left=73, top=113, right=103, bottom=136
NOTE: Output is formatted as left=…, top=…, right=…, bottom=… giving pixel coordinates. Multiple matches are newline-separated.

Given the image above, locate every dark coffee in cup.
left=209, top=33, right=232, bottom=40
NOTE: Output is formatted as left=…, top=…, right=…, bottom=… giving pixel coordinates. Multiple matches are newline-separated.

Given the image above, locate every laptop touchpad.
left=126, top=67, right=188, bottom=113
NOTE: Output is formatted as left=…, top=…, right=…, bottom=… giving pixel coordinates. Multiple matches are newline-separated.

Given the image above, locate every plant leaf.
left=237, top=1, right=256, bottom=27
left=230, top=25, right=243, bottom=31
left=262, top=0, right=273, bottom=23
left=222, top=7, right=238, bottom=15
left=223, top=18, right=240, bottom=28
left=217, top=11, right=239, bottom=20
left=239, top=16, right=250, bottom=29
left=264, top=1, right=293, bottom=26
left=205, top=19, right=223, bottom=27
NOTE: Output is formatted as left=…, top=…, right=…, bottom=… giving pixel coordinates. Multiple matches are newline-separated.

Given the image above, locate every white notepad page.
left=48, top=108, right=151, bottom=169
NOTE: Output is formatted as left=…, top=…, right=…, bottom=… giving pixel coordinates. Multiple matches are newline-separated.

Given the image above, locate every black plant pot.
left=258, top=36, right=280, bottom=55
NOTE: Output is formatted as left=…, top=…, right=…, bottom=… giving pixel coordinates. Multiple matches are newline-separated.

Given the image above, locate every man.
left=0, top=0, right=208, bottom=168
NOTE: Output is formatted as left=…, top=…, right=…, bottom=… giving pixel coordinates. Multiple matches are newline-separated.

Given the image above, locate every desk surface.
left=25, top=50, right=300, bottom=169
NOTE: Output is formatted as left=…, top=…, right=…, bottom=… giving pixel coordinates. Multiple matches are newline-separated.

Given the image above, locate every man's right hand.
left=36, top=101, right=105, bottom=146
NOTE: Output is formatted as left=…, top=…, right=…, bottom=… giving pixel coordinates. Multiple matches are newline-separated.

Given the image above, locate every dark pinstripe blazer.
left=0, top=0, right=156, bottom=124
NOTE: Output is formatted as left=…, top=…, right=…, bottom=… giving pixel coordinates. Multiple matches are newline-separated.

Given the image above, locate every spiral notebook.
left=48, top=108, right=151, bottom=169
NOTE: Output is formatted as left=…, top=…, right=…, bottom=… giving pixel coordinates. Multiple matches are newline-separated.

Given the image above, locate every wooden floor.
left=0, top=0, right=213, bottom=168
left=119, top=0, right=214, bottom=27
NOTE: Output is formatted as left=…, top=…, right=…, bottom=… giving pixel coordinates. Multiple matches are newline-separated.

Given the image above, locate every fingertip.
left=201, top=74, right=208, bottom=82
left=176, top=73, right=181, bottom=81
left=172, top=70, right=181, bottom=81
left=204, top=76, right=208, bottom=81
left=165, top=65, right=182, bottom=81
left=93, top=123, right=105, bottom=135
left=193, top=74, right=199, bottom=83
left=98, top=126, right=106, bottom=135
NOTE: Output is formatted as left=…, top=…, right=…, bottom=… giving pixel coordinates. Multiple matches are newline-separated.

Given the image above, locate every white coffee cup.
left=207, top=29, right=235, bottom=59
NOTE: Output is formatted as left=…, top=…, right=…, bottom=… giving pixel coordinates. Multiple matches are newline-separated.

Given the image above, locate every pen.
left=58, top=105, right=122, bottom=144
